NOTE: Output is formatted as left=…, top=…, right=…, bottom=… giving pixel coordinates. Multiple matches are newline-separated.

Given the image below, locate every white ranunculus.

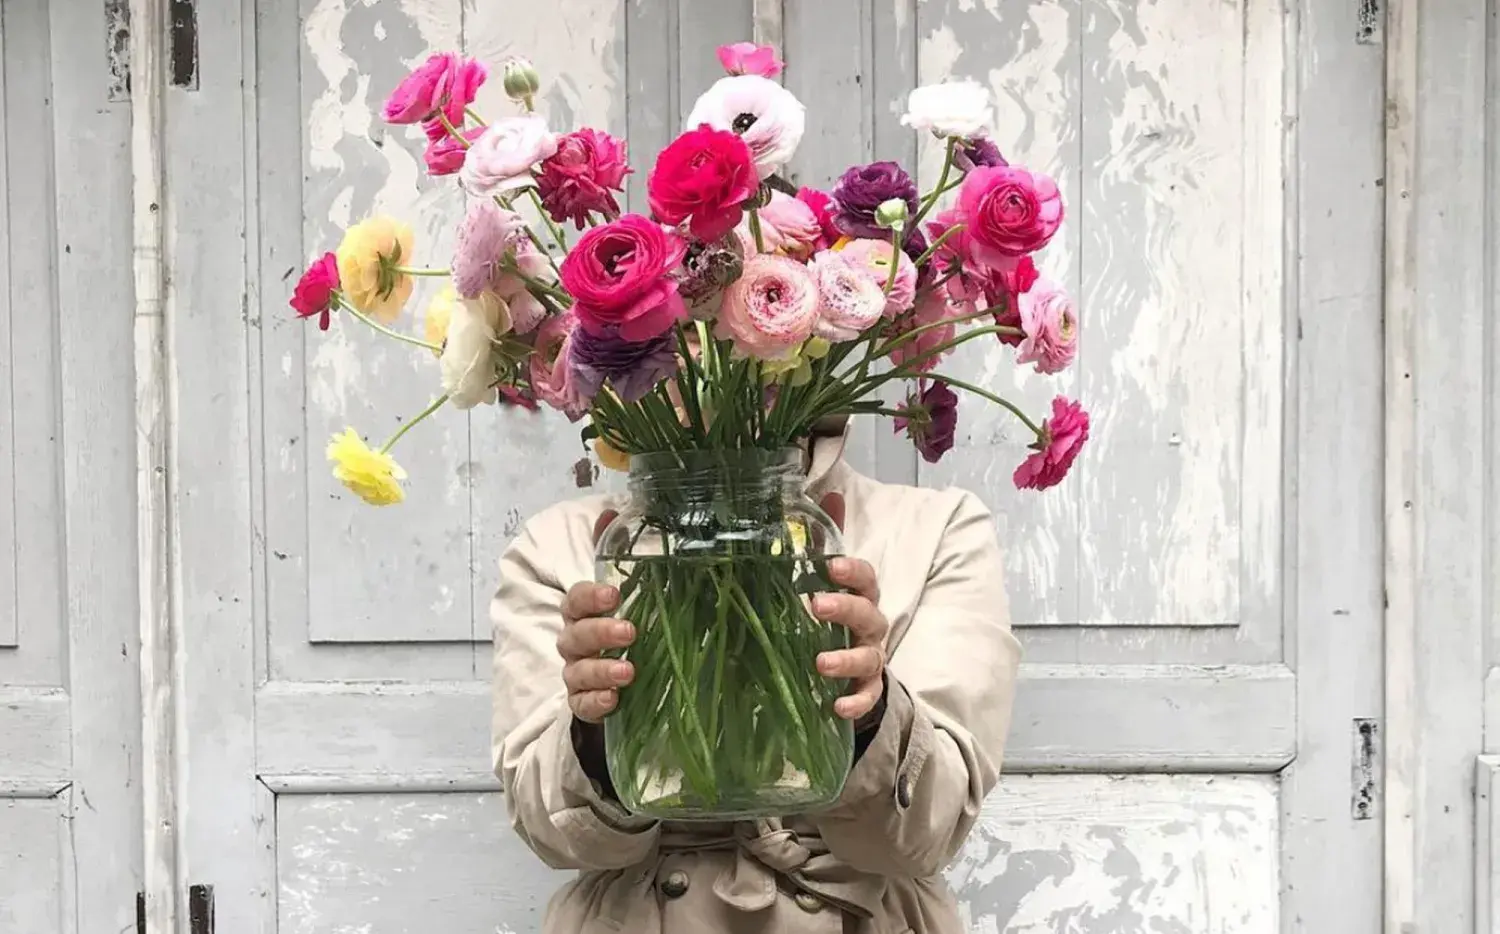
left=440, top=292, right=511, bottom=409
left=459, top=115, right=558, bottom=196
left=685, top=75, right=806, bottom=179
left=900, top=80, right=993, bottom=139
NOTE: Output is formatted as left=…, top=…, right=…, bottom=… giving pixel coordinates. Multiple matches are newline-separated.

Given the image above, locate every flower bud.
left=502, top=57, right=541, bottom=104
left=875, top=197, right=909, bottom=231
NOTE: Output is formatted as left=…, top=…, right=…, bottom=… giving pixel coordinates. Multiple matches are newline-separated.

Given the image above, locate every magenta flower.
left=559, top=214, right=689, bottom=342
left=991, top=255, right=1040, bottom=347
left=536, top=128, right=631, bottom=230
left=894, top=380, right=959, bottom=464
left=958, top=165, right=1064, bottom=265
left=423, top=125, right=485, bottom=176
left=716, top=42, right=784, bottom=78
left=1014, top=397, right=1089, bottom=490
left=1015, top=279, right=1078, bottom=374
left=796, top=187, right=842, bottom=251
left=382, top=53, right=486, bottom=127
left=290, top=253, right=340, bottom=330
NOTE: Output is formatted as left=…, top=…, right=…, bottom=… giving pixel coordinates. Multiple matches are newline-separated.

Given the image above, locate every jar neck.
left=628, top=449, right=803, bottom=524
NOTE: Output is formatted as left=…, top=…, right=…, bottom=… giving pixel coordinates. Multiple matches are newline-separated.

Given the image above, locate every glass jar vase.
left=594, top=448, right=854, bottom=821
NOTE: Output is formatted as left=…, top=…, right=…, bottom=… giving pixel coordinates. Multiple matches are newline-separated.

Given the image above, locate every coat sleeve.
left=490, top=510, right=661, bottom=871
left=811, top=490, right=1022, bottom=878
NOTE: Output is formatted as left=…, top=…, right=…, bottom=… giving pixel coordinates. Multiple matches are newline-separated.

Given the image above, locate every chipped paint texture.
left=952, top=775, right=1278, bottom=932
left=918, top=0, right=1284, bottom=649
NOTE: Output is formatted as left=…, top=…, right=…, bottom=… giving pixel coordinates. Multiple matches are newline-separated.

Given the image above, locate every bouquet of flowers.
left=291, top=42, right=1088, bottom=819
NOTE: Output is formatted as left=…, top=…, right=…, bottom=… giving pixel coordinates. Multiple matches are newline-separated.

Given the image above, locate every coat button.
left=793, top=891, right=823, bottom=913
left=659, top=871, right=690, bottom=899
left=896, top=774, right=912, bottom=808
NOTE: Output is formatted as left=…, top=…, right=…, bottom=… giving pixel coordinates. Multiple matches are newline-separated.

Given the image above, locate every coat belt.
left=653, top=820, right=886, bottom=918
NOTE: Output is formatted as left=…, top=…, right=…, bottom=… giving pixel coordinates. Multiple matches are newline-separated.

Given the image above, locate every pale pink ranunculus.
left=1015, top=279, right=1078, bottom=374
left=1014, top=396, right=1089, bottom=491
left=383, top=53, right=487, bottom=126
left=958, top=165, right=1063, bottom=265
left=715, top=254, right=819, bottom=360
left=717, top=42, right=784, bottom=78
left=837, top=238, right=918, bottom=317
left=753, top=191, right=822, bottom=259
left=685, top=75, right=805, bottom=179
left=529, top=313, right=587, bottom=419
left=459, top=116, right=559, bottom=196
left=492, top=237, right=552, bottom=335
left=888, top=293, right=959, bottom=372
left=452, top=199, right=528, bottom=299
left=809, top=250, right=886, bottom=342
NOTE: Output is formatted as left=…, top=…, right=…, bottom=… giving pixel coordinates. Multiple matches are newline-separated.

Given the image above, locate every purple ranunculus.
left=566, top=325, right=678, bottom=403
left=955, top=137, right=1007, bottom=173
left=894, top=380, right=959, bottom=464
left=832, top=161, right=920, bottom=239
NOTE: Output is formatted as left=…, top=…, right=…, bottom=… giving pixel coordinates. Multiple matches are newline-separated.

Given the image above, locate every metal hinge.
left=135, top=885, right=212, bottom=934
left=1352, top=718, right=1382, bottom=819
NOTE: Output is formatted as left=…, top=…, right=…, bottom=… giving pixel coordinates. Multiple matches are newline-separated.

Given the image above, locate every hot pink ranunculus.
left=1014, top=396, right=1089, bottom=490
left=290, top=253, right=340, bottom=330
left=382, top=53, right=487, bottom=126
left=717, top=41, right=784, bottom=78
left=647, top=127, right=758, bottom=242
left=537, top=128, right=631, bottom=230
left=529, top=313, right=587, bottom=419
left=559, top=214, right=689, bottom=342
left=796, top=187, right=841, bottom=251
left=809, top=250, right=885, bottom=342
left=888, top=292, right=958, bottom=372
left=423, top=125, right=485, bottom=176
left=958, top=165, right=1063, bottom=265
left=459, top=116, right=559, bottom=196
left=716, top=254, right=819, bottom=359
left=755, top=191, right=822, bottom=259
left=1015, top=279, right=1078, bottom=374
left=837, top=238, right=918, bottom=317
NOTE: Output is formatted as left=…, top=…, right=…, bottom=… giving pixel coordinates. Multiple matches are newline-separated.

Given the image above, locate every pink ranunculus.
left=559, top=214, right=689, bottom=341
left=796, top=187, right=842, bottom=251
left=491, top=239, right=553, bottom=335
left=290, top=252, right=340, bottom=330
left=837, top=238, right=918, bottom=317
left=1015, top=279, right=1078, bottom=374
left=755, top=191, right=822, bottom=259
left=1014, top=396, right=1089, bottom=491
left=717, top=41, right=784, bottom=78
left=382, top=53, right=487, bottom=126
left=537, top=128, right=632, bottom=230
left=715, top=253, right=819, bottom=359
left=647, top=126, right=758, bottom=242
left=991, top=254, right=1040, bottom=347
left=452, top=199, right=528, bottom=299
left=423, top=125, right=485, bottom=176
left=459, top=116, right=559, bottom=196
left=958, top=165, right=1063, bottom=265
left=809, top=250, right=885, bottom=342
left=888, top=292, right=958, bottom=372
left=530, top=313, right=587, bottom=419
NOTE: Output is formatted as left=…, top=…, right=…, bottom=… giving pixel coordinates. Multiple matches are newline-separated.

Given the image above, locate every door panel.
left=174, top=0, right=1384, bottom=931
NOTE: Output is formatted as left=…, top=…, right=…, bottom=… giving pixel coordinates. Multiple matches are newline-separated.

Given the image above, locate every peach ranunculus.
left=335, top=215, right=415, bottom=323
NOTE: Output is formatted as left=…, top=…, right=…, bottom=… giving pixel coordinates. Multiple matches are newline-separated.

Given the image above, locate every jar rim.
left=626, top=447, right=803, bottom=477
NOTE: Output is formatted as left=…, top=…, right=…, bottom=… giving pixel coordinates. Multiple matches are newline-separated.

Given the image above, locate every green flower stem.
left=882, top=226, right=904, bottom=296
left=747, top=208, right=766, bottom=253
left=911, top=222, right=965, bottom=268
left=391, top=266, right=450, bottom=277
left=338, top=297, right=443, bottom=353
left=436, top=110, right=470, bottom=143
left=911, top=137, right=959, bottom=231
left=915, top=372, right=1042, bottom=436
left=378, top=393, right=451, bottom=455
left=464, top=106, right=488, bottom=126
left=521, top=186, right=570, bottom=256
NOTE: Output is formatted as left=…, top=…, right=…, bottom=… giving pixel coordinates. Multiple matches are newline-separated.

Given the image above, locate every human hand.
left=557, top=512, right=636, bottom=723
left=814, top=493, right=889, bottom=727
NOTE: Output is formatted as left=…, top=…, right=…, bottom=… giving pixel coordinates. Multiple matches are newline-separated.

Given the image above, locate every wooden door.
left=167, top=0, right=1385, bottom=931
left=0, top=2, right=143, bottom=932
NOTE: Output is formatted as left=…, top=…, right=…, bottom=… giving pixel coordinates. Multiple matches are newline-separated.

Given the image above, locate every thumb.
left=818, top=492, right=846, bottom=533
left=592, top=509, right=619, bottom=547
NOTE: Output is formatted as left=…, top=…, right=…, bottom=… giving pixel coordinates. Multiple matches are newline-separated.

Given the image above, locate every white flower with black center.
left=685, top=75, right=806, bottom=180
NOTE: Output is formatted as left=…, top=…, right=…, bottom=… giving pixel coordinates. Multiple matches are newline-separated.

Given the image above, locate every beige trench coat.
left=491, top=429, right=1022, bottom=933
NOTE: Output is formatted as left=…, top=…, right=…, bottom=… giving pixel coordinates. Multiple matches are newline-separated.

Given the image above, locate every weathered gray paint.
left=0, top=0, right=145, bottom=932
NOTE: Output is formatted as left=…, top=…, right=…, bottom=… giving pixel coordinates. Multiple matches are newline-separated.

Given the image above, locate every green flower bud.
left=502, top=57, right=541, bottom=104
left=875, top=197, right=909, bottom=231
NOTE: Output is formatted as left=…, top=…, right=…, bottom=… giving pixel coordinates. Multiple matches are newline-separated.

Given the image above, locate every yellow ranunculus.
left=763, top=337, right=831, bottom=387
left=327, top=428, right=407, bottom=506
left=593, top=437, right=631, bottom=472
left=424, top=286, right=458, bottom=354
left=336, top=215, right=415, bottom=323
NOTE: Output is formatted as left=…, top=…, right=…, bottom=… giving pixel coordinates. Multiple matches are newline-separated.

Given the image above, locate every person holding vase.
left=490, top=418, right=1022, bottom=933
